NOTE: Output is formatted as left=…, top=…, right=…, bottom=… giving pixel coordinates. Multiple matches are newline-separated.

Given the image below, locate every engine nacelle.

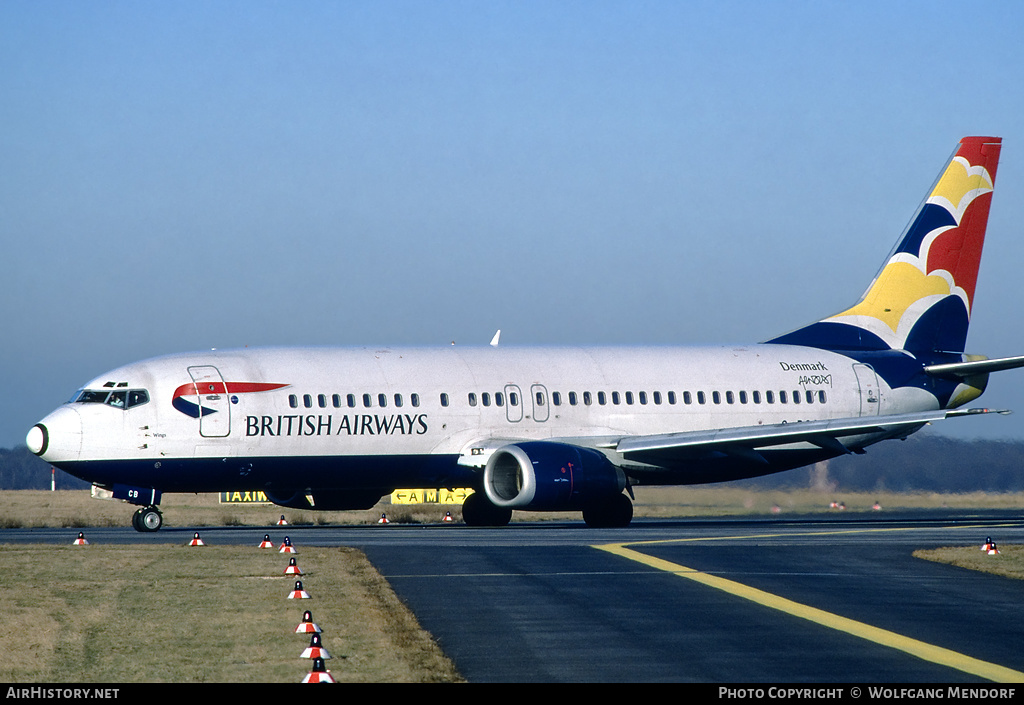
left=483, top=441, right=625, bottom=511
left=264, top=488, right=385, bottom=511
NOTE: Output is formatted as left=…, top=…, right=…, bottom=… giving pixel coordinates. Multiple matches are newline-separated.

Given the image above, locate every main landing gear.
left=131, top=505, right=163, bottom=532
left=461, top=491, right=512, bottom=527
left=461, top=490, right=634, bottom=528
left=582, top=493, right=633, bottom=528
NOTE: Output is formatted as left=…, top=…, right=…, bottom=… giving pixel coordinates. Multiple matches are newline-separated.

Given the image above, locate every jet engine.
left=483, top=441, right=625, bottom=511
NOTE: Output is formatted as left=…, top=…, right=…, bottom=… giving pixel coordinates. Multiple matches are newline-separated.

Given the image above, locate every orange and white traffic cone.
left=982, top=537, right=994, bottom=552
left=301, top=657, right=335, bottom=683
left=988, top=542, right=1001, bottom=555
left=73, top=532, right=89, bottom=545
left=378, top=513, right=389, bottom=524
left=300, top=633, right=331, bottom=660
left=442, top=511, right=453, bottom=523
left=285, top=557, right=303, bottom=576
left=295, top=610, right=322, bottom=634
left=279, top=537, right=297, bottom=553
left=288, top=580, right=311, bottom=599
left=189, top=532, right=205, bottom=546
left=277, top=514, right=288, bottom=525
left=258, top=534, right=274, bottom=548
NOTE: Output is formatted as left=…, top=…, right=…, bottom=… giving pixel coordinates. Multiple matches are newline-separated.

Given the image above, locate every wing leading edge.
left=604, top=408, right=1007, bottom=468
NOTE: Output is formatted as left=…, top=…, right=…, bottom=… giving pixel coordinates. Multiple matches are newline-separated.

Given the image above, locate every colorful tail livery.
left=770, top=136, right=1001, bottom=354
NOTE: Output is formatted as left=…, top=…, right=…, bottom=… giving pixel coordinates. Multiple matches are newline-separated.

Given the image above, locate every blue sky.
left=2, top=1, right=1024, bottom=448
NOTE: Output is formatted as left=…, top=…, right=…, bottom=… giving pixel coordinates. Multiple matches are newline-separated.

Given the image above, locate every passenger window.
left=440, top=393, right=450, bottom=407
left=536, top=391, right=545, bottom=406
left=395, top=393, right=403, bottom=407
left=766, top=390, right=775, bottom=404
left=806, top=390, right=814, bottom=404
left=468, top=393, right=478, bottom=406
left=363, top=393, right=372, bottom=408
left=318, top=394, right=327, bottom=408
left=625, top=392, right=633, bottom=405
left=752, top=391, right=761, bottom=404
left=713, top=391, right=721, bottom=404
left=347, top=394, right=356, bottom=408
left=332, top=394, right=342, bottom=408
left=612, top=392, right=620, bottom=405
left=792, top=391, right=801, bottom=404
left=726, top=391, right=734, bottom=404
left=818, top=391, right=827, bottom=403
left=495, top=392, right=504, bottom=406
left=482, top=392, right=491, bottom=407
left=652, top=391, right=661, bottom=405
left=510, top=392, right=519, bottom=406
left=780, top=391, right=788, bottom=403
left=303, top=394, right=313, bottom=408
left=697, top=391, right=706, bottom=404
left=378, top=393, right=387, bottom=407
left=569, top=391, right=578, bottom=406
left=411, top=393, right=421, bottom=407
left=598, top=392, right=607, bottom=405
left=289, top=394, right=298, bottom=409
left=583, top=391, right=592, bottom=405
left=552, top=391, right=561, bottom=406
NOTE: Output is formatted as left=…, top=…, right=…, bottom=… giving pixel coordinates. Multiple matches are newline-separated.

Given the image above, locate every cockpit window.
left=127, top=390, right=149, bottom=408
left=74, top=390, right=109, bottom=404
left=71, top=389, right=150, bottom=409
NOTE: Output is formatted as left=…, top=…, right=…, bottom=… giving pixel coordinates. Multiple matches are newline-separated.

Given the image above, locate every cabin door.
left=188, top=365, right=231, bottom=437
left=852, top=363, right=880, bottom=416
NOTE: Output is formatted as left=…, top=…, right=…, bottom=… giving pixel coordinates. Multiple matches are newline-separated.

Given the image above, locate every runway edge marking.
left=595, top=542, right=1024, bottom=683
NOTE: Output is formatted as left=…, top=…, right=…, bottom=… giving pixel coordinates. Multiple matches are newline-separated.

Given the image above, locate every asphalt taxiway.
left=5, top=511, right=1024, bottom=682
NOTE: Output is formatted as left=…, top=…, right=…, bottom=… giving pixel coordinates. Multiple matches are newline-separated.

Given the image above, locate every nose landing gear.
left=131, top=505, right=163, bottom=532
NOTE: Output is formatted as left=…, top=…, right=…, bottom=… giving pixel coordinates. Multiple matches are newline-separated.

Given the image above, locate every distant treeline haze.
left=1, top=434, right=1022, bottom=493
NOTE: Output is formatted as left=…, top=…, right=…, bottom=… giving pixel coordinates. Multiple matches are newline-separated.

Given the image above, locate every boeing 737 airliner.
left=26, top=136, right=1024, bottom=531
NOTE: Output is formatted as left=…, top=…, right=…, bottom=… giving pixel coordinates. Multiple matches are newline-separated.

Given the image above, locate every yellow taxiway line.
left=595, top=531, right=1024, bottom=683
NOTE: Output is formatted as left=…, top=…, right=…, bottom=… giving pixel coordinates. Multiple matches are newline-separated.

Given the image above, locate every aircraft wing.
left=603, top=408, right=1005, bottom=466
left=460, top=408, right=1008, bottom=471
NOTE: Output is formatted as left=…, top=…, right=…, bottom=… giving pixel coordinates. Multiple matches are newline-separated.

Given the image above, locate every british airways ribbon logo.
left=172, top=382, right=289, bottom=418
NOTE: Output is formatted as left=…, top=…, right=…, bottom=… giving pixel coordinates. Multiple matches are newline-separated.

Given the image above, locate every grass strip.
left=913, top=544, right=1024, bottom=581
left=0, top=544, right=462, bottom=683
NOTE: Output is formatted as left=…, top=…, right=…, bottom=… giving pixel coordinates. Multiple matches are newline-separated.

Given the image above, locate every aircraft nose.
left=25, top=424, right=47, bottom=455
left=27, top=407, right=82, bottom=461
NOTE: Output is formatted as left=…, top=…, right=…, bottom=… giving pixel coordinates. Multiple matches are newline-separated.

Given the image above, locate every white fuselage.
left=33, top=343, right=920, bottom=477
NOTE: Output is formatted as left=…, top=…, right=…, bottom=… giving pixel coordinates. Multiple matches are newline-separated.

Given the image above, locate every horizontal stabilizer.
left=924, top=354, right=1024, bottom=379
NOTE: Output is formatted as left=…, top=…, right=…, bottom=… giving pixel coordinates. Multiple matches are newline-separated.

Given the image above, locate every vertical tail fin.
left=769, top=136, right=1002, bottom=354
